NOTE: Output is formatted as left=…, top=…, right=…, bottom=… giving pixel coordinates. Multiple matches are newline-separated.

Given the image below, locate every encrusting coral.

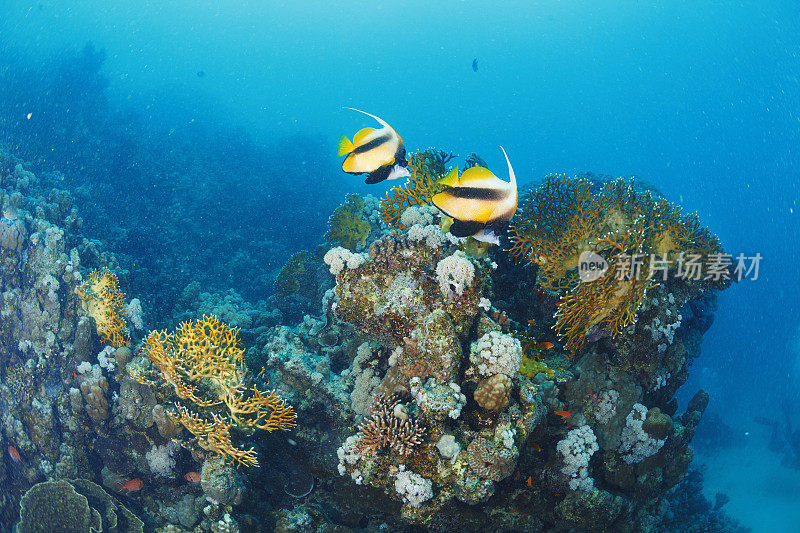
left=130, top=315, right=296, bottom=467
left=76, top=268, right=129, bottom=347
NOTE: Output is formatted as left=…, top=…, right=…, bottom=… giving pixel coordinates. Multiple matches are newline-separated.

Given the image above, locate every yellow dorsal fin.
left=337, top=135, right=354, bottom=157
left=352, top=127, right=375, bottom=146
left=438, top=165, right=460, bottom=187
left=458, top=166, right=496, bottom=186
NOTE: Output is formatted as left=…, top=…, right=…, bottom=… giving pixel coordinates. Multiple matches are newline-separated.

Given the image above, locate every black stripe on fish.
left=450, top=219, right=487, bottom=237
left=364, top=164, right=393, bottom=184
left=446, top=187, right=506, bottom=200
left=352, top=134, right=393, bottom=154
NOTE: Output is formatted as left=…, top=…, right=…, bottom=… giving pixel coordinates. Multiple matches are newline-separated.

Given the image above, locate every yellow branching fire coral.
left=76, top=268, right=129, bottom=347
left=325, top=194, right=371, bottom=251
left=379, top=149, right=454, bottom=229
left=509, top=175, right=725, bottom=353
left=132, top=315, right=296, bottom=467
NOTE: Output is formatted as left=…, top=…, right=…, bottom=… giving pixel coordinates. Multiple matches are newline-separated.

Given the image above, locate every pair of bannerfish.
left=337, top=108, right=517, bottom=245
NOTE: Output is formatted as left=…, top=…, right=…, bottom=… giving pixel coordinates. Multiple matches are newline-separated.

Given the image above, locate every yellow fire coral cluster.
left=324, top=194, right=371, bottom=251
left=76, top=268, right=129, bottom=347
left=132, top=315, right=296, bottom=467
left=509, top=176, right=724, bottom=353
left=379, top=148, right=455, bottom=229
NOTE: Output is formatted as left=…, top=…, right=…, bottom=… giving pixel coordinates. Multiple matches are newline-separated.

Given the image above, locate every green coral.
left=274, top=250, right=312, bottom=297
left=324, top=194, right=371, bottom=251
left=17, top=479, right=144, bottom=533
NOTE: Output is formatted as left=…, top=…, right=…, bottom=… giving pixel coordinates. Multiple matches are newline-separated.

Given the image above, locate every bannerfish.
left=337, top=108, right=410, bottom=184
left=432, top=147, right=518, bottom=244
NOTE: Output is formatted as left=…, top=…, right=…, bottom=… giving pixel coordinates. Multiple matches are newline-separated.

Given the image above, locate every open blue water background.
left=1, top=1, right=798, bottom=529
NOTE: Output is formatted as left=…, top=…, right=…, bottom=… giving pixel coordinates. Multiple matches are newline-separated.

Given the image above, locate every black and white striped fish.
left=337, top=108, right=410, bottom=184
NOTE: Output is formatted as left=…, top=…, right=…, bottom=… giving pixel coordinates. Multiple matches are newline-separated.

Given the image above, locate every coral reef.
left=0, top=135, right=737, bottom=532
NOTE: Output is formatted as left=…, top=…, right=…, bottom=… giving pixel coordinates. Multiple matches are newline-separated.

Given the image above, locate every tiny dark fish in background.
left=196, top=70, right=206, bottom=78
left=472, top=58, right=478, bottom=72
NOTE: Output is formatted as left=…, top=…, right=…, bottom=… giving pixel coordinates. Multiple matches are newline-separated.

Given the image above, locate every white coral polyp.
left=435, top=251, right=474, bottom=296
left=618, top=403, right=666, bottom=464
left=324, top=246, right=366, bottom=275
left=470, top=331, right=523, bottom=377
left=556, top=425, right=599, bottom=491
left=394, top=466, right=433, bottom=508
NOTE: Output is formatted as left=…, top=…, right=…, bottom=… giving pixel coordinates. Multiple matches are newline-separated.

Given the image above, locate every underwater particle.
left=76, top=268, right=129, bottom=347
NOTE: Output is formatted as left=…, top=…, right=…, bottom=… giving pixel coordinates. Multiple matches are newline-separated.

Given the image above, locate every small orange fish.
left=539, top=341, right=555, bottom=350
left=117, top=478, right=143, bottom=494
left=8, top=445, right=22, bottom=464
left=184, top=471, right=201, bottom=483
left=532, top=443, right=542, bottom=453
left=554, top=410, right=572, bottom=419
left=560, top=353, right=570, bottom=360
left=526, top=476, right=534, bottom=487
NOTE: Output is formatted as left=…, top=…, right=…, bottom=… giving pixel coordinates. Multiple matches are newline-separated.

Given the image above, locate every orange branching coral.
left=173, top=404, right=259, bottom=468
left=509, top=175, right=611, bottom=290
left=222, top=384, right=298, bottom=433
left=554, top=259, right=652, bottom=353
left=353, top=394, right=424, bottom=456
left=511, top=176, right=725, bottom=353
left=379, top=149, right=454, bottom=229
left=76, top=268, right=129, bottom=347
left=133, top=315, right=296, bottom=467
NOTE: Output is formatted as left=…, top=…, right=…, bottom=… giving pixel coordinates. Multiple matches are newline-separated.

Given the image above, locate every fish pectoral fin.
left=337, top=135, right=354, bottom=157
left=449, top=219, right=486, bottom=238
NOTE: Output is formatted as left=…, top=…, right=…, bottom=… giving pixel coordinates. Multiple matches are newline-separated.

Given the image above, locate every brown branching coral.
left=379, top=149, right=454, bottom=229
left=353, top=394, right=424, bottom=457
left=76, top=268, right=129, bottom=347
left=132, top=315, right=296, bottom=467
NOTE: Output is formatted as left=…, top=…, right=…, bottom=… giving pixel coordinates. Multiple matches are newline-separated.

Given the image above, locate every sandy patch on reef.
left=697, top=430, right=800, bottom=533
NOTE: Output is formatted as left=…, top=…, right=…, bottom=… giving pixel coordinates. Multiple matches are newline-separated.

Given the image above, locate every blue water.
left=2, top=1, right=799, bottom=530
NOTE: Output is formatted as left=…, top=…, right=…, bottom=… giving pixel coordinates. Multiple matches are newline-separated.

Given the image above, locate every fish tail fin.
left=337, top=135, right=354, bottom=157
left=343, top=107, right=390, bottom=128
left=500, top=146, right=516, bottom=189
